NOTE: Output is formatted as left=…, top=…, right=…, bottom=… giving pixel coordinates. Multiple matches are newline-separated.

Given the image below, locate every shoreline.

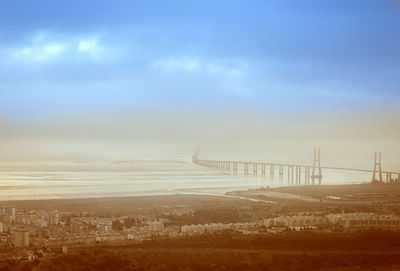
left=0, top=189, right=276, bottom=204
left=0, top=182, right=391, bottom=203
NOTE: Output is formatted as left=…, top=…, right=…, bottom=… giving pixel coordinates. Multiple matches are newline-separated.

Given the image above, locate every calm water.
left=0, top=160, right=372, bottom=201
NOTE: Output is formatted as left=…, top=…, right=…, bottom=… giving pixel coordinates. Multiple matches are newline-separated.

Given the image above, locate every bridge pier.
left=261, top=164, right=266, bottom=177
left=300, top=166, right=303, bottom=185
left=297, top=166, right=301, bottom=185
left=201, top=161, right=322, bottom=186
left=270, top=164, right=274, bottom=184
left=279, top=165, right=283, bottom=184
left=291, top=166, right=294, bottom=185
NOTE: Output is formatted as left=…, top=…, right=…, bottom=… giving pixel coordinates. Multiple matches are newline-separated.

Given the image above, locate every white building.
left=325, top=213, right=400, bottom=228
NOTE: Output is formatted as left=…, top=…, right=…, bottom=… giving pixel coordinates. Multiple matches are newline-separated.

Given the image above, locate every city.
left=1, top=183, right=400, bottom=268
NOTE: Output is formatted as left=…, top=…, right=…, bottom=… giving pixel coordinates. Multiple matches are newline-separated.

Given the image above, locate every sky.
left=0, top=0, right=399, bottom=164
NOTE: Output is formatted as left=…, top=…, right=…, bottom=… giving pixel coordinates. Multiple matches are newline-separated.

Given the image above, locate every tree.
left=112, top=220, right=123, bottom=231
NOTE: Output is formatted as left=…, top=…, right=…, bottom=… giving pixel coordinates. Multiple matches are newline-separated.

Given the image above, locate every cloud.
left=10, top=33, right=103, bottom=63
left=13, top=42, right=66, bottom=62
left=43, top=43, right=65, bottom=55
left=78, top=37, right=101, bottom=57
left=151, top=57, right=246, bottom=78
left=152, top=58, right=200, bottom=71
left=0, top=0, right=399, bottom=117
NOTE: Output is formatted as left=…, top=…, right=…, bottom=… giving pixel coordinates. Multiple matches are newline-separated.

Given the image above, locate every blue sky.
left=0, top=0, right=400, bottom=122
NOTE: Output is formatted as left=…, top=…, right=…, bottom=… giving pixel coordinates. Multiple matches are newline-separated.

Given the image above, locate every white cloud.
left=44, top=43, right=65, bottom=55
left=153, top=58, right=201, bottom=71
left=78, top=37, right=101, bottom=57
left=13, top=42, right=66, bottom=62
left=151, top=57, right=246, bottom=78
left=10, top=34, right=104, bottom=63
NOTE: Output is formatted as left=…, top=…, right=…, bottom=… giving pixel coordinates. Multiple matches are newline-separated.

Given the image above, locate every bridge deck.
left=194, top=159, right=400, bottom=175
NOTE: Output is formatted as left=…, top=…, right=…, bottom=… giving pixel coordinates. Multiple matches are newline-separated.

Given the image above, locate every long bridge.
left=192, top=149, right=400, bottom=186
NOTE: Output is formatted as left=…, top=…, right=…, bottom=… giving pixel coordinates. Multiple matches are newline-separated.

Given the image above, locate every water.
left=0, top=160, right=373, bottom=201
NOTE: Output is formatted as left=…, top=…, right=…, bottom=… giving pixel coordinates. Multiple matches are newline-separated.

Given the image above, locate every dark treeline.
left=2, top=229, right=400, bottom=271
left=3, top=249, right=400, bottom=271
left=0, top=195, right=254, bottom=216
left=138, top=229, right=400, bottom=251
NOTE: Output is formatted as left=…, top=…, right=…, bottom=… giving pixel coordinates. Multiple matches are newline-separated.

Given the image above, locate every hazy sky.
left=0, top=1, right=399, bottom=163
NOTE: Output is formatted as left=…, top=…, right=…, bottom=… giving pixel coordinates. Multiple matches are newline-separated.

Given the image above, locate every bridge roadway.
left=192, top=158, right=400, bottom=185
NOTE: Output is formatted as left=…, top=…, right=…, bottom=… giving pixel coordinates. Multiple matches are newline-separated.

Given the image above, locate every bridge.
left=192, top=149, right=400, bottom=186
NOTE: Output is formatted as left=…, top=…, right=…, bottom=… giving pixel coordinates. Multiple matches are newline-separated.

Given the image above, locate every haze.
left=1, top=0, right=399, bottom=171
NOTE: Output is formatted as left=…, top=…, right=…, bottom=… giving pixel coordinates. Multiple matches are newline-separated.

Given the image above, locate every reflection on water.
left=0, top=161, right=372, bottom=201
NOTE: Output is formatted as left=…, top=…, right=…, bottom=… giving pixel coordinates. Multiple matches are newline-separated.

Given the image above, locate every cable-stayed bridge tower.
left=192, top=144, right=202, bottom=162
left=311, top=148, right=322, bottom=185
left=372, top=152, right=383, bottom=183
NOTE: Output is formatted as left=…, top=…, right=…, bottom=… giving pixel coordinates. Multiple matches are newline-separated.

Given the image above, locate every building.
left=14, top=229, right=29, bottom=247
left=264, top=215, right=326, bottom=228
left=147, top=221, right=164, bottom=233
left=11, top=208, right=16, bottom=222
left=325, top=213, right=400, bottom=228
left=62, top=245, right=68, bottom=254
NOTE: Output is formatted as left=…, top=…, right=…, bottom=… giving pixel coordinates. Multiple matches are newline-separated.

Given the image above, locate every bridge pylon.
left=192, top=144, right=202, bottom=162
left=372, top=152, right=383, bottom=183
left=311, top=148, right=322, bottom=185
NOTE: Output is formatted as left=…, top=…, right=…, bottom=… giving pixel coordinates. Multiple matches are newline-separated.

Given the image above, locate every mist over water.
left=0, top=156, right=378, bottom=201
left=0, top=110, right=399, bottom=201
